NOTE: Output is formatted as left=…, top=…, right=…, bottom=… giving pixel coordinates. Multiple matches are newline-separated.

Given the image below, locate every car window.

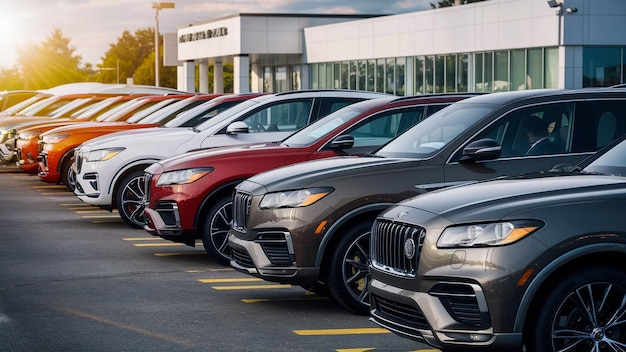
left=466, top=102, right=575, bottom=158
left=376, top=102, right=495, bottom=158
left=347, top=107, right=426, bottom=147
left=241, top=98, right=314, bottom=133
left=574, top=100, right=626, bottom=152
left=317, top=97, right=369, bottom=121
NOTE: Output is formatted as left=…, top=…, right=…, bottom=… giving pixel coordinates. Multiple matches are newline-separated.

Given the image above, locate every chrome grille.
left=232, top=191, right=252, bottom=232
left=372, top=294, right=430, bottom=330
left=370, top=219, right=425, bottom=277
left=231, top=246, right=255, bottom=268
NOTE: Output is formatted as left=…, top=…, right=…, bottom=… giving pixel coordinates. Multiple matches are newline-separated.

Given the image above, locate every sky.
left=0, top=0, right=434, bottom=69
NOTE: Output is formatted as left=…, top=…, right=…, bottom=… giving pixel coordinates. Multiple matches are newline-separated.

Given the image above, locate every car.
left=73, top=89, right=389, bottom=229
left=34, top=93, right=236, bottom=191
left=227, top=88, right=626, bottom=315
left=143, top=93, right=478, bottom=264
left=368, top=135, right=626, bottom=352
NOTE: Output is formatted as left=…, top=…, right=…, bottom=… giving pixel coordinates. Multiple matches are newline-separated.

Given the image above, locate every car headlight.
left=41, top=134, right=69, bottom=144
left=18, top=130, right=42, bottom=140
left=86, top=147, right=126, bottom=162
left=1, top=128, right=16, bottom=138
left=156, top=167, right=214, bottom=186
left=437, top=220, right=543, bottom=248
left=260, top=187, right=334, bottom=209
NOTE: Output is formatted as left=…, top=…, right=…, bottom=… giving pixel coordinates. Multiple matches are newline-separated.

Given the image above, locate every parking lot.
left=0, top=164, right=436, bottom=352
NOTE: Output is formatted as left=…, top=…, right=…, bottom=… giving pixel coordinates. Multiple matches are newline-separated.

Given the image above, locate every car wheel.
left=201, top=197, right=232, bottom=265
left=526, top=267, right=626, bottom=352
left=327, top=221, right=372, bottom=315
left=62, top=157, right=76, bottom=192
left=115, top=171, right=146, bottom=229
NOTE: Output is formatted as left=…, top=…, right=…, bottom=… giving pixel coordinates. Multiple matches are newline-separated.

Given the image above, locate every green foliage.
left=15, top=28, right=86, bottom=90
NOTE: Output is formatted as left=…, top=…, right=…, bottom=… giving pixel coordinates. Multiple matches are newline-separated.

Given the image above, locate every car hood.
left=81, top=127, right=195, bottom=149
left=246, top=156, right=421, bottom=192
left=156, top=142, right=287, bottom=171
left=0, top=116, right=62, bottom=130
left=397, top=173, right=626, bottom=222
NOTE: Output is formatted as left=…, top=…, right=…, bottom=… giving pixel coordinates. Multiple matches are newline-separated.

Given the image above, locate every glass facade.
left=262, top=46, right=626, bottom=95
left=307, top=47, right=560, bottom=96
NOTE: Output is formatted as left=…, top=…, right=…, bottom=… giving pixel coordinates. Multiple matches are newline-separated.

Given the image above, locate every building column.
left=251, top=63, right=262, bottom=92
left=199, top=60, right=209, bottom=94
left=182, top=60, right=195, bottom=92
left=234, top=55, right=250, bottom=94
left=214, top=61, right=224, bottom=94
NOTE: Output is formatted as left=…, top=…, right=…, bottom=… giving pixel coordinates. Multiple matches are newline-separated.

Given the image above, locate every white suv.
left=73, top=90, right=388, bottom=228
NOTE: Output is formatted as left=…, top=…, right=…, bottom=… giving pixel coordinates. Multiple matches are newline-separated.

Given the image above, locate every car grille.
left=143, top=172, right=153, bottom=203
left=371, top=294, right=430, bottom=330
left=430, top=283, right=489, bottom=327
left=231, top=246, right=255, bottom=268
left=370, top=219, right=425, bottom=278
left=256, top=232, right=293, bottom=266
left=232, top=191, right=252, bottom=232
left=154, top=202, right=179, bottom=227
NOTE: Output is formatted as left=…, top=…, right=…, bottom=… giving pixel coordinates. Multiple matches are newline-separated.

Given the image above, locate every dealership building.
left=166, top=0, right=626, bottom=96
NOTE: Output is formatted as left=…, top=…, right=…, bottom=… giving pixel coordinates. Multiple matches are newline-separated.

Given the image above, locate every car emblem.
left=398, top=210, right=409, bottom=218
left=404, top=238, right=416, bottom=260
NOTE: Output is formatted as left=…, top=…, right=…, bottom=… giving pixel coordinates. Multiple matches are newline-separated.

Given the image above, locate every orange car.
left=16, top=94, right=195, bottom=174
left=37, top=93, right=254, bottom=190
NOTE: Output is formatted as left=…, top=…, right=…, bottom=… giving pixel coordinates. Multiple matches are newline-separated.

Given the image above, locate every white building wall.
left=304, top=0, right=561, bottom=63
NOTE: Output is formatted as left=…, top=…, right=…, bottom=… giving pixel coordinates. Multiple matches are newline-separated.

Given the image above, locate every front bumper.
left=369, top=278, right=523, bottom=351
left=228, top=231, right=320, bottom=287
left=143, top=204, right=197, bottom=246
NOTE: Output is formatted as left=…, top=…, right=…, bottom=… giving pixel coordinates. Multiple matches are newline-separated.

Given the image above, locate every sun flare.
left=0, top=2, right=28, bottom=67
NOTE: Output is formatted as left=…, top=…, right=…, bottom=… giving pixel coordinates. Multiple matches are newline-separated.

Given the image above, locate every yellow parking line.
left=91, top=220, right=122, bottom=224
left=242, top=296, right=328, bottom=303
left=294, top=328, right=390, bottom=336
left=76, top=210, right=109, bottom=214
left=212, top=284, right=292, bottom=290
left=32, top=185, right=65, bottom=189
left=59, top=203, right=87, bottom=206
left=81, top=215, right=119, bottom=218
left=198, top=278, right=263, bottom=283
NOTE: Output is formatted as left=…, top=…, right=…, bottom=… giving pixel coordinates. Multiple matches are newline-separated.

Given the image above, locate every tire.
left=201, top=197, right=232, bottom=266
left=327, top=221, right=373, bottom=315
left=525, top=267, right=626, bottom=352
left=115, top=171, right=147, bottom=229
left=61, top=156, right=76, bottom=192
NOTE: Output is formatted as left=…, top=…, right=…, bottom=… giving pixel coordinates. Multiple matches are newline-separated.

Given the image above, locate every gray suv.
left=369, top=136, right=626, bottom=352
left=228, top=88, right=626, bottom=315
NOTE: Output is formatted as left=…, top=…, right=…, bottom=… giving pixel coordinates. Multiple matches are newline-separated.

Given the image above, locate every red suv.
left=144, top=94, right=478, bottom=264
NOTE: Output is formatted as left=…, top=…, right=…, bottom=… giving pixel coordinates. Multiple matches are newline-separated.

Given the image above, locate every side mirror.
left=462, top=138, right=501, bottom=161
left=329, top=135, right=355, bottom=149
left=226, top=121, right=249, bottom=135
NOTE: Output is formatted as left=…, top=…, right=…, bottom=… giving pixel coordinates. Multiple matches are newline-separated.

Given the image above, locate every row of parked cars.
left=4, top=83, right=626, bottom=352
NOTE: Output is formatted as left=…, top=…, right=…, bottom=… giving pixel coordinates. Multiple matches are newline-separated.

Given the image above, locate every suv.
left=73, top=90, right=389, bottom=228
left=228, top=88, right=626, bottom=315
left=368, top=136, right=626, bottom=352
left=143, top=94, right=477, bottom=265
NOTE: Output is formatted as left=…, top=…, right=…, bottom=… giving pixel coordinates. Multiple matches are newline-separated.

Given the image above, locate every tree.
left=431, top=0, right=488, bottom=8
left=0, top=66, right=23, bottom=91
left=97, top=28, right=177, bottom=88
left=16, top=28, right=86, bottom=90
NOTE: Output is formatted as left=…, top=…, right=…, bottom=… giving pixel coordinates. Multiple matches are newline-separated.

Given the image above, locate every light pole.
left=98, top=58, right=120, bottom=83
left=152, top=2, right=175, bottom=87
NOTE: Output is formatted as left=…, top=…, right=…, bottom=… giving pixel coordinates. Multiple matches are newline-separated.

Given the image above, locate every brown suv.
left=369, top=136, right=626, bottom=352
left=228, top=88, right=626, bottom=315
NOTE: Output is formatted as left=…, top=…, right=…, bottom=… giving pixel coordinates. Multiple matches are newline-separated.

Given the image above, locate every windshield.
left=584, top=138, right=626, bottom=176
left=193, top=98, right=264, bottom=131
left=1, top=95, right=46, bottom=115
left=125, top=99, right=176, bottom=123
left=282, top=105, right=364, bottom=147
left=95, top=99, right=141, bottom=122
left=375, top=102, right=497, bottom=158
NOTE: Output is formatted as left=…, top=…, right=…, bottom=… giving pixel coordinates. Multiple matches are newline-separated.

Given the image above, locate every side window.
left=317, top=97, right=368, bottom=122
left=242, top=98, right=314, bottom=132
left=573, top=100, right=626, bottom=152
left=346, top=107, right=425, bottom=148
left=467, top=102, right=575, bottom=158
